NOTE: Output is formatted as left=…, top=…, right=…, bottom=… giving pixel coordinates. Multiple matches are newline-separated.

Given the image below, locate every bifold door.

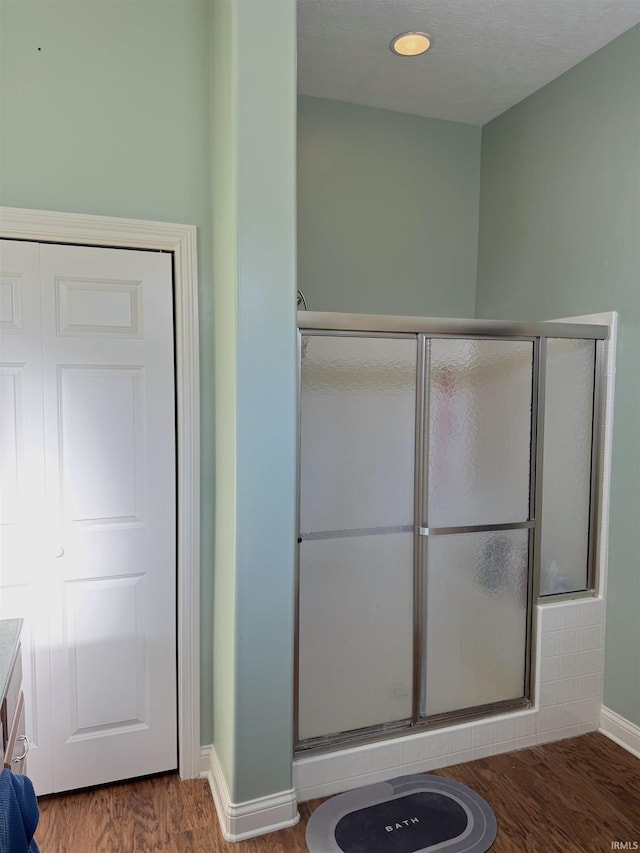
left=0, top=239, right=177, bottom=793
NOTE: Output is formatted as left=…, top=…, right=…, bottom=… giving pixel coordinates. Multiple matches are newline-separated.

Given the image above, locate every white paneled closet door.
left=0, top=241, right=53, bottom=789
left=0, top=239, right=177, bottom=794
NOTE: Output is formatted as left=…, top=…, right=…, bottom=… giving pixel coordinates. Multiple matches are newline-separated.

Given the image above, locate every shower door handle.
left=418, top=521, right=533, bottom=537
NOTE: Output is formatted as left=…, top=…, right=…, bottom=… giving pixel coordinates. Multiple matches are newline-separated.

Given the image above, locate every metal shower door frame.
left=295, top=313, right=608, bottom=753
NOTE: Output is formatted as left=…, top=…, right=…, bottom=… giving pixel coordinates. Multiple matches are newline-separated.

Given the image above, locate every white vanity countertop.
left=0, top=618, right=23, bottom=704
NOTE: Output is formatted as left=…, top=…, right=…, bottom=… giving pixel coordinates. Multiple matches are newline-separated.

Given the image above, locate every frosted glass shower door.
left=421, top=339, right=534, bottom=718
left=297, top=335, right=416, bottom=742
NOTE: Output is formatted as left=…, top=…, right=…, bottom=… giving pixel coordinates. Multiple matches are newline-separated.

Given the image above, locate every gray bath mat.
left=306, top=773, right=497, bottom=852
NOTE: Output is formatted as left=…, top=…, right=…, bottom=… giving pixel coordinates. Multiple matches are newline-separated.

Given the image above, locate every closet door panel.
left=0, top=240, right=53, bottom=792
left=39, top=243, right=177, bottom=793
left=1, top=241, right=179, bottom=795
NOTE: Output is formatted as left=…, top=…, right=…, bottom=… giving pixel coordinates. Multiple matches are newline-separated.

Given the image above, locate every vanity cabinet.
left=1, top=619, right=28, bottom=774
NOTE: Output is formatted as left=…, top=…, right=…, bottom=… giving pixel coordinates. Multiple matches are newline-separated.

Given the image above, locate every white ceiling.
left=297, top=0, right=640, bottom=125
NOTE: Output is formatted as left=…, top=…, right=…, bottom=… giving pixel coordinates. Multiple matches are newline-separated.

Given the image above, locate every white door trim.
left=0, top=206, right=201, bottom=780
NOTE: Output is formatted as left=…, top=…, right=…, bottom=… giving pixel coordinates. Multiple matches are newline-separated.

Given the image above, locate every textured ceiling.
left=297, top=0, right=640, bottom=125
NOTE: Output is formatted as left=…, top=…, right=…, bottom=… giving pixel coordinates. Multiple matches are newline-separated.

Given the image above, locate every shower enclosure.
left=295, top=313, right=607, bottom=751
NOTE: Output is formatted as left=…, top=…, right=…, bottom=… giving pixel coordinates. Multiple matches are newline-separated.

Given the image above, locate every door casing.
left=0, top=206, right=201, bottom=780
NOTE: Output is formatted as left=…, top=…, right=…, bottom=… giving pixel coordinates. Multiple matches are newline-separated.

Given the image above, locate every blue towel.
left=0, top=768, right=41, bottom=853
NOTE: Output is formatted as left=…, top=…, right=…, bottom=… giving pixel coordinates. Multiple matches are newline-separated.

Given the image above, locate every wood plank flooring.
left=36, top=732, right=640, bottom=852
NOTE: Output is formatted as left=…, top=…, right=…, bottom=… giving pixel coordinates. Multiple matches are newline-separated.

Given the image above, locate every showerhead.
left=297, top=289, right=308, bottom=311
left=297, top=290, right=309, bottom=360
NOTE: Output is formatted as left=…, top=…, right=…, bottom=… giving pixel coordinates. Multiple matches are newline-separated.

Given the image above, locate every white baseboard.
left=200, top=744, right=213, bottom=776
left=200, top=744, right=300, bottom=842
left=600, top=706, right=640, bottom=759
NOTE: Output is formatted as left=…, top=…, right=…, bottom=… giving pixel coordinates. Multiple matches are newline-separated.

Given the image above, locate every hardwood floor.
left=36, top=732, right=640, bottom=852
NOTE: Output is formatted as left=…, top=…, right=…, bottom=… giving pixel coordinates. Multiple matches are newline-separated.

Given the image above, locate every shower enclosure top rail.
left=297, top=311, right=608, bottom=340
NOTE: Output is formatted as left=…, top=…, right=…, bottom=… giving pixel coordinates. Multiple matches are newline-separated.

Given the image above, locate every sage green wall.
left=211, top=0, right=297, bottom=802
left=476, top=26, right=640, bottom=726
left=0, top=0, right=216, bottom=744
left=211, top=0, right=238, bottom=785
left=297, top=95, right=481, bottom=317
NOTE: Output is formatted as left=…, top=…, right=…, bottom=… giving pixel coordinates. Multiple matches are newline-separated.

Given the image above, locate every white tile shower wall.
left=295, top=599, right=606, bottom=802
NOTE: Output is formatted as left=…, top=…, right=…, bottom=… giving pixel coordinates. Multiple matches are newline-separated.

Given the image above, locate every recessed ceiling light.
left=390, top=31, right=431, bottom=57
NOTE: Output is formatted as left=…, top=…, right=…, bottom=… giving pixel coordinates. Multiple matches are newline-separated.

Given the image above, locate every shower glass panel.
left=421, top=529, right=529, bottom=717
left=299, top=335, right=416, bottom=532
left=298, top=534, right=413, bottom=741
left=297, top=334, right=417, bottom=742
left=427, top=339, right=534, bottom=527
left=540, top=339, right=596, bottom=595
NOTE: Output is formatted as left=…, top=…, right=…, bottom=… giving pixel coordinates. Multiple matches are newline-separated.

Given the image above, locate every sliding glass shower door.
left=297, top=334, right=417, bottom=742
left=420, top=338, right=534, bottom=718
